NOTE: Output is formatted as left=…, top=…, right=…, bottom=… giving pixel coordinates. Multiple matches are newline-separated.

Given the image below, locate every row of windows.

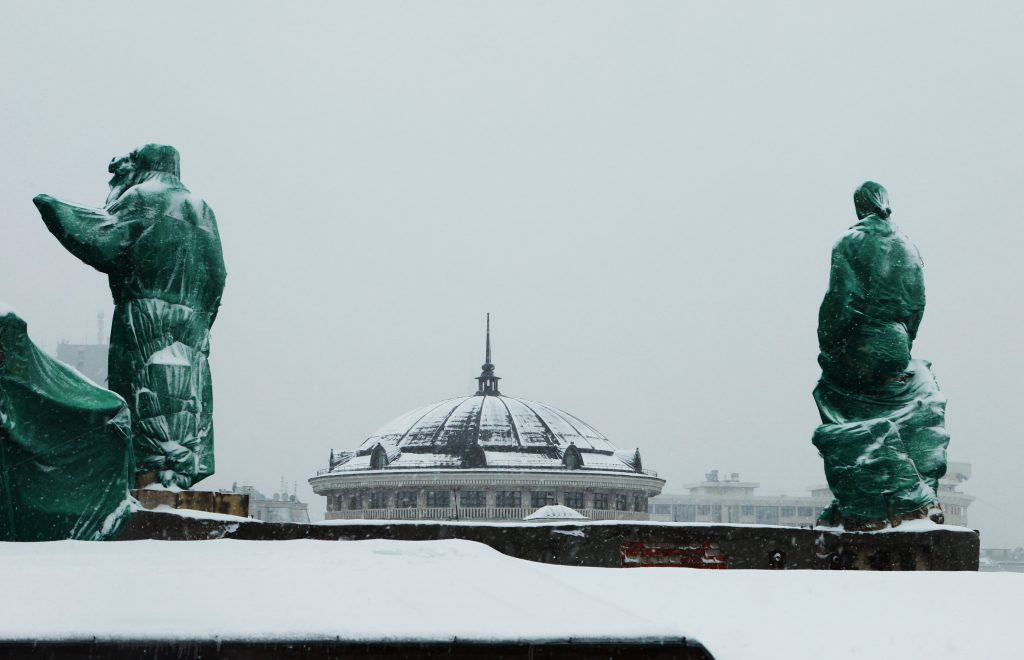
left=653, top=503, right=823, bottom=522
left=328, top=490, right=649, bottom=512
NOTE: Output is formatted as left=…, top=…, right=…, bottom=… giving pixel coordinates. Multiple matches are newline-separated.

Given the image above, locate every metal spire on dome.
left=476, top=313, right=501, bottom=396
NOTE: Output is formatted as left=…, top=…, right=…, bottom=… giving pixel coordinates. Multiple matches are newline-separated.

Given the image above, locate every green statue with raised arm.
left=813, top=181, right=948, bottom=530
left=34, top=144, right=226, bottom=489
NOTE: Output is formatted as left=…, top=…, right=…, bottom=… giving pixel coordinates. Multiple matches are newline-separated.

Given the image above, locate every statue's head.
left=107, top=153, right=134, bottom=178
left=854, top=181, right=891, bottom=220
left=109, top=144, right=180, bottom=178
left=105, top=144, right=181, bottom=205
left=130, top=144, right=180, bottom=178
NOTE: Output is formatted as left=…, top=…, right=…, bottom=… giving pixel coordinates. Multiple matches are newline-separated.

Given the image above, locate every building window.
left=741, top=505, right=754, bottom=516
left=368, top=491, right=387, bottom=509
left=349, top=493, right=362, bottom=510
left=531, top=491, right=555, bottom=507
left=697, top=504, right=711, bottom=516
left=798, top=507, right=814, bottom=517
left=563, top=492, right=584, bottom=509
left=675, top=504, right=696, bottom=521
left=426, top=491, right=450, bottom=507
left=615, top=494, right=628, bottom=511
left=496, top=491, right=522, bottom=507
left=460, top=491, right=486, bottom=507
left=396, top=491, right=418, bottom=508
left=653, top=504, right=671, bottom=515
left=756, top=506, right=779, bottom=524
left=633, top=494, right=647, bottom=512
left=781, top=506, right=796, bottom=517
left=593, top=493, right=609, bottom=510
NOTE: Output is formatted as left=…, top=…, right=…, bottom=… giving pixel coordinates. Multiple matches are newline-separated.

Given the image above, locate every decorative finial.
left=476, top=313, right=501, bottom=396
left=485, top=313, right=492, bottom=366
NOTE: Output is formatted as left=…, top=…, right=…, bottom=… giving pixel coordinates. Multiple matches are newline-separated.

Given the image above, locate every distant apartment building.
left=56, top=312, right=109, bottom=386
left=651, top=464, right=974, bottom=527
left=223, top=483, right=311, bottom=523
left=56, top=341, right=108, bottom=386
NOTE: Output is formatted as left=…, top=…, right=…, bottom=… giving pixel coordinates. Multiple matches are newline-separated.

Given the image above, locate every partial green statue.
left=1, top=305, right=133, bottom=540
left=34, top=145, right=226, bottom=489
left=813, top=182, right=948, bottom=529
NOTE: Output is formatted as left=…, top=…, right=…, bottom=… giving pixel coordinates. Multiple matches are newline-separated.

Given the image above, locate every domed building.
left=310, top=319, right=664, bottom=522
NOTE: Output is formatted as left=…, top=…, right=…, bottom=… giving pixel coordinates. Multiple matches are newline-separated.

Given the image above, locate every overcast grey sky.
left=2, top=1, right=1022, bottom=544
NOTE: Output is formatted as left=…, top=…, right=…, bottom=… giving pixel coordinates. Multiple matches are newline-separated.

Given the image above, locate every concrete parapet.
left=117, top=512, right=978, bottom=571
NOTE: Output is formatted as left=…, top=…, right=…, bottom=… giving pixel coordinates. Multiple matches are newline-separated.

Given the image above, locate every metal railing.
left=326, top=507, right=651, bottom=522
left=316, top=466, right=660, bottom=478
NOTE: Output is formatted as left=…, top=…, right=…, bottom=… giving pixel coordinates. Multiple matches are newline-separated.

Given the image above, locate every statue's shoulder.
left=832, top=225, right=868, bottom=254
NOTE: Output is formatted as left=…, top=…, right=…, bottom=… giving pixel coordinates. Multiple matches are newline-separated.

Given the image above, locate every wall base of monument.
left=130, top=490, right=249, bottom=518
left=117, top=511, right=979, bottom=571
left=0, top=640, right=712, bottom=660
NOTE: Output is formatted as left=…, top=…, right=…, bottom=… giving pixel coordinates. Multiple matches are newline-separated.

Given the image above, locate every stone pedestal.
left=118, top=512, right=978, bottom=571
left=131, top=490, right=249, bottom=518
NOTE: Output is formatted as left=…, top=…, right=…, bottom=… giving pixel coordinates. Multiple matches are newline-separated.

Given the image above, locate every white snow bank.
left=0, top=538, right=1016, bottom=659
left=0, top=539, right=667, bottom=644
left=534, top=559, right=1020, bottom=659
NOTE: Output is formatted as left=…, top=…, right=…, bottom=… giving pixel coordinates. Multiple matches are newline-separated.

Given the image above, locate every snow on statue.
left=812, top=181, right=949, bottom=530
left=35, top=144, right=226, bottom=489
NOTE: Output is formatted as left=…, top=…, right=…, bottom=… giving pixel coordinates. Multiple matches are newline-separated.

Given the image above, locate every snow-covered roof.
left=524, top=505, right=588, bottom=521
left=318, top=330, right=657, bottom=478
left=357, top=395, right=618, bottom=453
left=323, top=394, right=649, bottom=476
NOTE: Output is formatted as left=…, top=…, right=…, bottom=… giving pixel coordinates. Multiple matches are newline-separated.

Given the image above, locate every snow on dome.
left=524, top=505, right=588, bottom=521
left=320, top=320, right=660, bottom=480
left=324, top=392, right=646, bottom=475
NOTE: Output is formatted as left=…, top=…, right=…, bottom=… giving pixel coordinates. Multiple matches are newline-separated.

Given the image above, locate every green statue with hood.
left=34, top=144, right=226, bottom=489
left=813, top=182, right=948, bottom=529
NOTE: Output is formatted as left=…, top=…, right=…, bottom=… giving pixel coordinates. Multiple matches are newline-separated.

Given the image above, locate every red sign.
left=620, top=541, right=728, bottom=568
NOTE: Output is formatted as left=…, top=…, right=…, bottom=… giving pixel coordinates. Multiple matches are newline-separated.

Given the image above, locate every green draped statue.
left=813, top=182, right=949, bottom=529
left=1, top=306, right=133, bottom=540
left=34, top=145, right=226, bottom=489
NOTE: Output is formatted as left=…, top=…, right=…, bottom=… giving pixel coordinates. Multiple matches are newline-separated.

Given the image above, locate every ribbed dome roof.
left=325, top=316, right=649, bottom=476
left=359, top=395, right=618, bottom=454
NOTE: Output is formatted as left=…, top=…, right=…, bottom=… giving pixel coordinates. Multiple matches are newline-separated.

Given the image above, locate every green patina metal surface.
left=0, top=310, right=133, bottom=541
left=35, top=144, right=226, bottom=489
left=813, top=182, right=949, bottom=526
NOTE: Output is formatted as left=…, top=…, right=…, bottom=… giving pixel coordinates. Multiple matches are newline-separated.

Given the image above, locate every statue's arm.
left=33, top=194, right=131, bottom=273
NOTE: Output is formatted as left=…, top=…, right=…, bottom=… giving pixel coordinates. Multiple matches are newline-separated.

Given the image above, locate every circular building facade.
left=310, top=326, right=664, bottom=522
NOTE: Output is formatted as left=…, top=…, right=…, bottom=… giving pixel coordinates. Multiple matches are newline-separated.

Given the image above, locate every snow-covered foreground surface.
left=0, top=538, right=1016, bottom=659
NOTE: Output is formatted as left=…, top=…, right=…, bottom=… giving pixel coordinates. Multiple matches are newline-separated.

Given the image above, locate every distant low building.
left=55, top=312, right=109, bottom=386
left=651, top=464, right=974, bottom=527
left=980, top=548, right=1024, bottom=573
left=225, top=482, right=311, bottom=523
left=56, top=341, right=108, bottom=386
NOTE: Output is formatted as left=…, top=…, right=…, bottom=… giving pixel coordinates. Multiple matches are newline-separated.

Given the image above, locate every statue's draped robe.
left=0, top=310, right=133, bottom=540
left=814, top=209, right=948, bottom=524
left=34, top=169, right=225, bottom=489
